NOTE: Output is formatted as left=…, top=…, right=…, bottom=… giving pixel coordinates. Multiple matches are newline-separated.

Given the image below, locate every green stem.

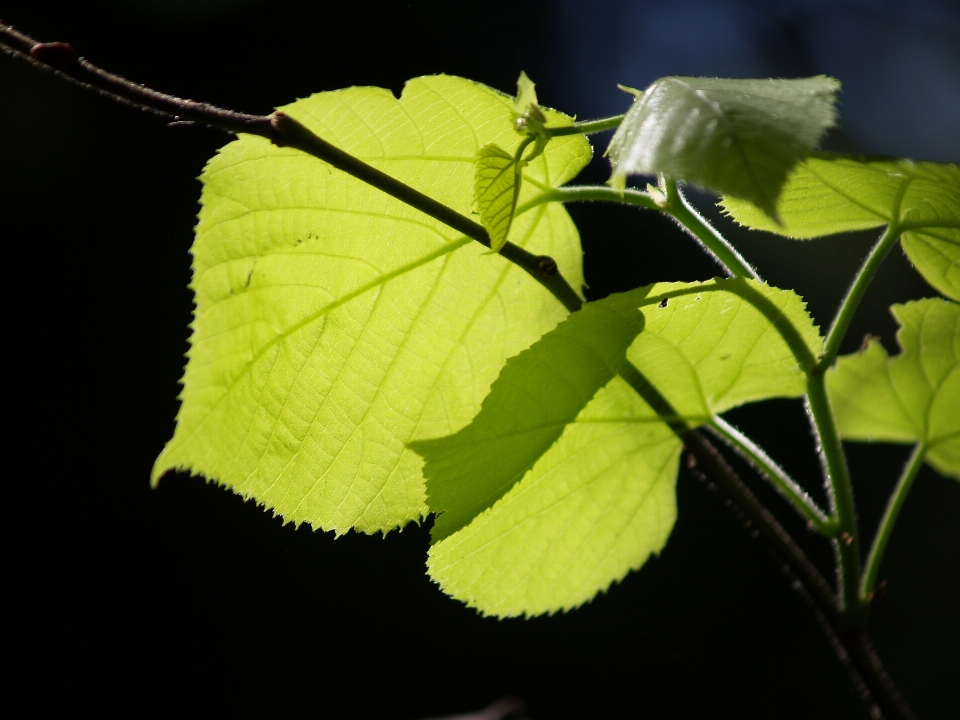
left=803, top=223, right=903, bottom=623
left=817, top=225, right=901, bottom=372
left=661, top=178, right=759, bottom=280
left=861, top=443, right=926, bottom=603
left=807, top=373, right=865, bottom=625
left=546, top=114, right=625, bottom=136
left=708, top=416, right=836, bottom=535
left=524, top=184, right=660, bottom=212
left=525, top=182, right=758, bottom=280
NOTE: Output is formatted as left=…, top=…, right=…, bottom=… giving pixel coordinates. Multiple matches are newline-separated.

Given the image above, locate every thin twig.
left=0, top=22, right=583, bottom=313
left=0, top=23, right=274, bottom=134
left=683, top=429, right=838, bottom=612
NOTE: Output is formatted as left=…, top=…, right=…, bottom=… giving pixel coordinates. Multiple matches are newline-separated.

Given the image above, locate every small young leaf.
left=514, top=70, right=538, bottom=115
left=151, top=76, right=590, bottom=535
left=607, top=76, right=840, bottom=218
left=721, top=156, right=960, bottom=300
left=474, top=143, right=524, bottom=252
left=512, top=70, right=548, bottom=134
left=826, top=298, right=960, bottom=480
left=477, top=72, right=557, bottom=253
left=416, top=279, right=821, bottom=616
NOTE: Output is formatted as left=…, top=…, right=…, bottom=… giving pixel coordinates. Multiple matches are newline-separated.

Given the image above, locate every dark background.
left=3, top=1, right=958, bottom=718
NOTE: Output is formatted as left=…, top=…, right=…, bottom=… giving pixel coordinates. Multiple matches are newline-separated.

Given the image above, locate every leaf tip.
left=150, top=453, right=174, bottom=488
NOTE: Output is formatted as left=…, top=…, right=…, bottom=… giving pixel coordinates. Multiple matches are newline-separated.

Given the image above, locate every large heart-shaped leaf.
left=827, top=298, right=960, bottom=480
left=417, top=279, right=821, bottom=616
left=607, top=76, right=839, bottom=218
left=152, top=75, right=590, bottom=534
left=721, top=156, right=960, bottom=300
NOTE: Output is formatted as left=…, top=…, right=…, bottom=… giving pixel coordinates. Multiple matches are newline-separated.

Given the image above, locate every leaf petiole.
left=806, top=372, right=865, bottom=623
left=518, top=180, right=759, bottom=280
left=861, top=442, right=927, bottom=603
left=660, top=178, right=759, bottom=280
left=804, top=224, right=905, bottom=623
left=817, top=224, right=902, bottom=372
left=520, top=184, right=660, bottom=212
left=708, top=415, right=837, bottom=535
left=546, top=114, right=625, bottom=137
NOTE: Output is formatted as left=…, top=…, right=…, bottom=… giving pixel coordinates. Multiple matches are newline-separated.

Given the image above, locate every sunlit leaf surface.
left=722, top=156, right=960, bottom=300
left=608, top=76, right=839, bottom=218
left=418, top=279, right=821, bottom=616
left=827, top=299, right=960, bottom=479
left=413, top=291, right=646, bottom=542
left=152, top=75, right=590, bottom=534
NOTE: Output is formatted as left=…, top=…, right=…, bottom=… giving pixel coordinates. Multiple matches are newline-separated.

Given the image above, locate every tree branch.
left=0, top=22, right=583, bottom=313
left=0, top=23, right=274, bottom=134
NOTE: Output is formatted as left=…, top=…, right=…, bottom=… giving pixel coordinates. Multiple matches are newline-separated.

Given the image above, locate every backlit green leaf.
left=419, top=279, right=821, bottom=616
left=427, top=376, right=682, bottom=617
left=721, top=156, right=960, bottom=300
left=151, top=75, right=590, bottom=534
left=412, top=291, right=646, bottom=542
left=607, top=76, right=839, bottom=218
left=474, top=143, right=523, bottom=252
left=627, top=279, right=821, bottom=419
left=827, top=299, right=960, bottom=480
